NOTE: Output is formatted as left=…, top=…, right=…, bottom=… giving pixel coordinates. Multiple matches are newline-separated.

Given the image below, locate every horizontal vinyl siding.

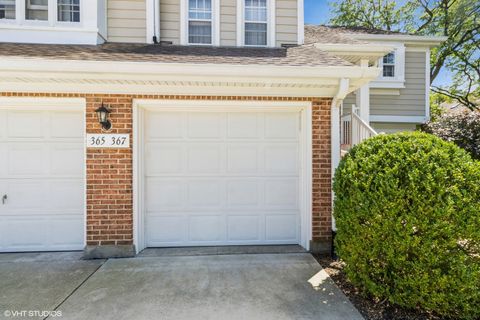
left=343, top=51, right=427, bottom=118
left=372, top=122, right=418, bottom=133
left=107, top=0, right=146, bottom=43
left=221, top=0, right=237, bottom=46
left=371, top=51, right=427, bottom=116
left=160, top=0, right=180, bottom=44
left=276, top=0, right=298, bottom=46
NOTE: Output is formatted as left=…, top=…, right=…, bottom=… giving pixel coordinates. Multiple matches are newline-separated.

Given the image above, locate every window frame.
left=244, top=0, right=268, bottom=47
left=0, top=0, right=82, bottom=27
left=187, top=0, right=213, bottom=45
left=181, top=0, right=219, bottom=46
left=237, top=0, right=275, bottom=47
left=370, top=43, right=406, bottom=88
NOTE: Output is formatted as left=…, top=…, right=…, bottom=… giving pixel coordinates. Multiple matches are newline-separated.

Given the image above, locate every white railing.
left=341, top=105, right=377, bottom=150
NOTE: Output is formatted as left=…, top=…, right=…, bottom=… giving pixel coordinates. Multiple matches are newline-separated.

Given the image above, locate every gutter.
left=348, top=34, right=448, bottom=46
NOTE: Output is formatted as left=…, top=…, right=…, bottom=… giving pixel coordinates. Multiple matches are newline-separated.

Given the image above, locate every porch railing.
left=341, top=104, right=378, bottom=151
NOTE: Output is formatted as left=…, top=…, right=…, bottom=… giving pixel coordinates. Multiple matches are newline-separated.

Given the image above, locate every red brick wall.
left=0, top=93, right=332, bottom=249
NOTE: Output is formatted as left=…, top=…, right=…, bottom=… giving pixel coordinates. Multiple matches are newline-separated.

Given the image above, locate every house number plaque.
left=86, top=134, right=130, bottom=148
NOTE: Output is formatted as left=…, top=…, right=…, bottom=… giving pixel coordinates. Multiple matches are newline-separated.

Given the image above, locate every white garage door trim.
left=0, top=97, right=86, bottom=252
left=133, top=100, right=312, bottom=252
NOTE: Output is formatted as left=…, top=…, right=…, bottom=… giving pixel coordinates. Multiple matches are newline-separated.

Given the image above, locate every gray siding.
left=371, top=122, right=418, bottom=133
left=107, top=0, right=146, bottom=43
left=344, top=51, right=427, bottom=118
left=157, top=0, right=299, bottom=47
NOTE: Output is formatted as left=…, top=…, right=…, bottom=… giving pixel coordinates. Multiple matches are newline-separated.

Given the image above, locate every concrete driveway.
left=0, top=249, right=363, bottom=320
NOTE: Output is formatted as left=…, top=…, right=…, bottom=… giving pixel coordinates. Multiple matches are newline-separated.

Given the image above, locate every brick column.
left=84, top=95, right=135, bottom=258
left=311, top=99, right=333, bottom=253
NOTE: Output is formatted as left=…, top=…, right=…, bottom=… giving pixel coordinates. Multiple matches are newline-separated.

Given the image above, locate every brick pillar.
left=84, top=95, right=135, bottom=258
left=311, top=99, right=333, bottom=253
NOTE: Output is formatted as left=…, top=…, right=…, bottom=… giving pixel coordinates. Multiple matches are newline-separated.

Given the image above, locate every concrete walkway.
left=0, top=250, right=363, bottom=320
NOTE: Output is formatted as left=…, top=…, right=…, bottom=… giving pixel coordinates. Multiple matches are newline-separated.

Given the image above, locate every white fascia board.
left=315, top=43, right=394, bottom=56
left=348, top=34, right=448, bottom=47
left=0, top=57, right=380, bottom=81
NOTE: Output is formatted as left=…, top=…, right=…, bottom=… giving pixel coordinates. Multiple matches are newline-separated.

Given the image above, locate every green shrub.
left=333, top=132, right=480, bottom=319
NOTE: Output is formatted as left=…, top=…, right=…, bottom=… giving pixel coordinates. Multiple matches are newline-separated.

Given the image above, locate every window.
left=245, top=0, right=267, bottom=46
left=383, top=52, right=395, bottom=77
left=0, top=0, right=15, bottom=19
left=0, top=0, right=80, bottom=22
left=26, top=0, right=48, bottom=21
left=188, top=0, right=212, bottom=44
left=58, top=0, right=80, bottom=22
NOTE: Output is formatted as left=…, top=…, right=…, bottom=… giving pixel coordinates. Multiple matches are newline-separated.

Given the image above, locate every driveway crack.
left=43, top=259, right=108, bottom=320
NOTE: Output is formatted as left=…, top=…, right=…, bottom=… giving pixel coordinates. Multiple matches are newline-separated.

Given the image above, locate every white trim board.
left=370, top=115, right=427, bottom=123
left=132, top=99, right=313, bottom=252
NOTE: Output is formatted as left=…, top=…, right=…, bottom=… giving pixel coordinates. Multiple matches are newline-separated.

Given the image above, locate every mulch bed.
left=313, top=255, right=445, bottom=320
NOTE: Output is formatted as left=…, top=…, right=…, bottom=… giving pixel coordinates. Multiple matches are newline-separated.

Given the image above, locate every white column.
left=356, top=59, right=370, bottom=123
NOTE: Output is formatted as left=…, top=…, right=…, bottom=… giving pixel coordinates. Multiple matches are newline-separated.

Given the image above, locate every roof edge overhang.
left=347, top=34, right=448, bottom=47
left=0, top=57, right=381, bottom=98
left=314, top=43, right=394, bottom=64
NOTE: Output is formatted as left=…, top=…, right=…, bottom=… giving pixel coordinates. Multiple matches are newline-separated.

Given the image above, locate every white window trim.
left=180, top=0, right=220, bottom=46
left=237, top=0, right=276, bottom=48
left=0, top=0, right=101, bottom=44
left=370, top=43, right=405, bottom=88
left=0, top=0, right=82, bottom=27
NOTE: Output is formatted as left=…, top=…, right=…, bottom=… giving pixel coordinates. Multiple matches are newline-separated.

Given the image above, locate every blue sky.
left=304, top=0, right=450, bottom=86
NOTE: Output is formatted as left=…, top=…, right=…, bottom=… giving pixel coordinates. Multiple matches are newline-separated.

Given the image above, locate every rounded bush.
left=333, top=132, right=480, bottom=319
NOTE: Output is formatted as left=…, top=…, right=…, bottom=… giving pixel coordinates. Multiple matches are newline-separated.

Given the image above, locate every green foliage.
left=329, top=0, right=480, bottom=110
left=333, top=132, right=480, bottom=319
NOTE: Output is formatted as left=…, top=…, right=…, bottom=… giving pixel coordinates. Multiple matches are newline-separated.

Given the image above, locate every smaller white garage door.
left=0, top=108, right=85, bottom=252
left=144, top=109, right=302, bottom=247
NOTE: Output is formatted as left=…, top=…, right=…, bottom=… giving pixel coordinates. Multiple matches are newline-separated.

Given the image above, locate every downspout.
left=153, top=0, right=160, bottom=44
left=331, top=78, right=350, bottom=258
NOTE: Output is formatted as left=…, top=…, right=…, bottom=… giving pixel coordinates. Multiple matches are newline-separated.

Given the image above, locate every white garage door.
left=144, top=110, right=301, bottom=247
left=0, top=109, right=84, bottom=252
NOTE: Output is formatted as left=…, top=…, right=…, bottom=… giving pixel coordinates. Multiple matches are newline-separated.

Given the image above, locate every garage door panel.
left=146, top=112, right=184, bottom=139
left=146, top=179, right=185, bottom=210
left=265, top=214, right=298, bottom=241
left=264, top=113, right=299, bottom=139
left=3, top=217, right=48, bottom=249
left=50, top=112, right=84, bottom=138
left=227, top=113, right=260, bottom=139
left=187, top=113, right=223, bottom=139
left=265, top=179, right=298, bottom=207
left=264, top=145, right=299, bottom=174
left=147, top=215, right=186, bottom=244
left=6, top=180, right=48, bottom=209
left=0, top=143, right=6, bottom=176
left=7, top=111, right=44, bottom=138
left=49, top=216, right=84, bottom=247
left=49, top=180, right=84, bottom=210
left=187, top=180, right=224, bottom=207
left=226, top=144, right=259, bottom=174
left=50, top=145, right=84, bottom=176
left=189, top=215, right=225, bottom=242
left=146, top=143, right=184, bottom=175
left=187, top=145, right=222, bottom=174
left=227, top=215, right=260, bottom=241
left=8, top=145, right=45, bottom=175
left=226, top=180, right=260, bottom=207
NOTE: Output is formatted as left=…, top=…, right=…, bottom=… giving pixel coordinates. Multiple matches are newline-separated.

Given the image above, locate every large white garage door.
left=145, top=110, right=301, bottom=247
left=0, top=109, right=84, bottom=252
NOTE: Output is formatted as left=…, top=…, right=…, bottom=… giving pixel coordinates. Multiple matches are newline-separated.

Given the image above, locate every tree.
left=329, top=0, right=480, bottom=110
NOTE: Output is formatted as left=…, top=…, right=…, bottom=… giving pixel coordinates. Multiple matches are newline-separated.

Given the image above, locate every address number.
left=86, top=134, right=130, bottom=148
